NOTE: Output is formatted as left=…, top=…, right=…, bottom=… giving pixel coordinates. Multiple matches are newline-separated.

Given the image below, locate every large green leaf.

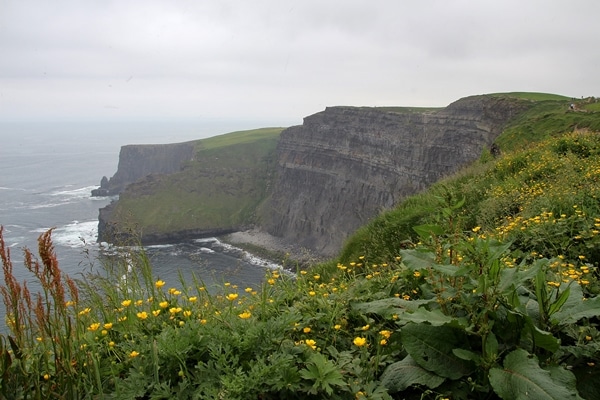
left=489, top=349, right=579, bottom=399
left=551, top=283, right=600, bottom=325
left=400, top=249, right=436, bottom=270
left=352, top=297, right=432, bottom=317
left=401, top=308, right=465, bottom=327
left=401, top=323, right=474, bottom=379
left=380, top=355, right=445, bottom=393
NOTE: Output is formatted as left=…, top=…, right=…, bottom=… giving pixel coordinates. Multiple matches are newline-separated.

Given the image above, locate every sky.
left=1, top=0, right=599, bottom=125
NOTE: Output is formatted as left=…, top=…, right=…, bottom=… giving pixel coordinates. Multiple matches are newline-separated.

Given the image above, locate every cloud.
left=1, top=0, right=599, bottom=122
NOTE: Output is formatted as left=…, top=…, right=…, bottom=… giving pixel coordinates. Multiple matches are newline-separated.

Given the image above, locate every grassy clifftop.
left=109, top=127, right=283, bottom=237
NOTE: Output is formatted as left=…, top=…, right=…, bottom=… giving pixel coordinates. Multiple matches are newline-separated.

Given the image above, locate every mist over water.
left=0, top=119, right=277, bottom=332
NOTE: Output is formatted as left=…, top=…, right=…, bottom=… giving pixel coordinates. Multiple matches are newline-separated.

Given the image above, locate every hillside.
left=97, top=93, right=539, bottom=251
left=2, top=93, right=599, bottom=398
left=98, top=127, right=283, bottom=244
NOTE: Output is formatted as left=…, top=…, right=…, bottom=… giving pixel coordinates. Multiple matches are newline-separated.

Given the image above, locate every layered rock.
left=265, top=95, right=531, bottom=256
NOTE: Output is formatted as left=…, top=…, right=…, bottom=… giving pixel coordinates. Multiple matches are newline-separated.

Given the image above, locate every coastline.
left=220, top=228, right=325, bottom=270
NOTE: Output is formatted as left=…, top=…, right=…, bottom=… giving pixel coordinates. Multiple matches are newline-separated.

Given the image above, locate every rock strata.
left=265, top=95, right=531, bottom=256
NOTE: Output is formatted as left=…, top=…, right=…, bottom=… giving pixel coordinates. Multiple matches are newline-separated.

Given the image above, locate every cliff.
left=96, top=95, right=534, bottom=254
left=265, top=95, right=531, bottom=256
left=91, top=141, right=195, bottom=196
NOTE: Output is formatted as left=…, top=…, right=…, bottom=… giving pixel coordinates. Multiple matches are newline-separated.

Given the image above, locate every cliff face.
left=92, top=142, right=195, bottom=196
left=265, top=95, right=531, bottom=256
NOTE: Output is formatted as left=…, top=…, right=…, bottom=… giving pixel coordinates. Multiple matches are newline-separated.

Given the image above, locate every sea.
left=0, top=119, right=282, bottom=332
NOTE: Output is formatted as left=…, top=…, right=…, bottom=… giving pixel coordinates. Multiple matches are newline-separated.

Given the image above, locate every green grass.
left=490, top=91, right=572, bottom=101
left=108, top=127, right=283, bottom=237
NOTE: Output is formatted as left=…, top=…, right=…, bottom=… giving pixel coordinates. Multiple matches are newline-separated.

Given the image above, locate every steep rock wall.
left=92, top=142, right=195, bottom=196
left=265, top=95, right=530, bottom=256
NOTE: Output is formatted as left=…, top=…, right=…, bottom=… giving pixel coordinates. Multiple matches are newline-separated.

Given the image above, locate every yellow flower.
left=245, top=287, right=253, bottom=293
left=101, top=330, right=108, bottom=336
left=380, top=339, right=388, bottom=346
left=334, top=324, right=342, bottom=330
left=135, top=300, right=143, bottom=307
left=104, top=322, right=113, bottom=330
left=379, top=330, right=392, bottom=339
left=472, top=226, right=481, bottom=232
left=225, top=293, right=239, bottom=301
left=169, top=307, right=182, bottom=314
left=267, top=279, right=276, bottom=285
left=238, top=311, right=252, bottom=319
left=136, top=311, right=148, bottom=320
left=121, top=300, right=132, bottom=307
left=308, top=291, right=316, bottom=296
left=183, top=310, right=192, bottom=317
left=152, top=310, right=161, bottom=317
left=313, top=274, right=320, bottom=280
left=585, top=335, right=592, bottom=341
left=43, top=373, right=50, bottom=381
left=303, top=327, right=311, bottom=333
left=129, top=351, right=139, bottom=358
left=159, top=301, right=169, bottom=308
left=87, top=322, right=101, bottom=332
left=305, top=339, right=317, bottom=350
left=188, top=296, right=197, bottom=302
left=413, top=271, right=421, bottom=278
left=353, top=337, right=367, bottom=347
left=78, top=307, right=91, bottom=316
left=155, top=280, right=166, bottom=288
left=361, top=324, right=370, bottom=331
left=108, top=341, right=115, bottom=348
left=300, top=270, right=307, bottom=275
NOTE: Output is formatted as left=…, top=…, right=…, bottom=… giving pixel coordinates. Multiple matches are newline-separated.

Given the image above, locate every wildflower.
left=118, top=316, right=127, bottom=322
left=379, top=330, right=392, bottom=339
left=136, top=311, right=148, bottom=320
left=129, top=351, right=139, bottom=358
left=159, top=301, right=169, bottom=308
left=43, top=374, right=50, bottom=381
left=238, top=311, right=252, bottom=319
left=361, top=324, right=370, bottom=331
left=200, top=319, right=207, bottom=324
left=334, top=324, right=342, bottom=330
left=108, top=341, right=115, bottom=348
left=308, top=291, right=316, bottom=296
left=380, top=339, right=388, bottom=346
left=88, top=323, right=101, bottom=332
left=303, top=327, right=311, bottom=333
left=121, top=300, right=132, bottom=307
left=267, top=279, right=276, bottom=285
left=152, top=310, right=161, bottom=317
left=585, top=335, right=592, bottom=341
left=36, top=337, right=43, bottom=342
left=169, top=307, right=182, bottom=314
left=78, top=307, right=91, bottom=316
left=245, top=287, right=253, bottom=293
left=101, top=330, right=108, bottom=336
left=188, top=296, right=197, bottom=302
left=225, top=293, right=239, bottom=301
left=472, top=226, right=481, bottom=232
left=183, top=310, right=192, bottom=317
left=179, top=321, right=185, bottom=326
left=313, top=274, right=320, bottom=280
left=413, top=271, right=421, bottom=278
left=155, top=280, right=166, bottom=288
left=353, top=337, right=367, bottom=347
left=65, top=300, right=75, bottom=307
left=305, top=339, right=317, bottom=350
left=300, top=270, right=307, bottom=275
left=135, top=300, right=143, bottom=306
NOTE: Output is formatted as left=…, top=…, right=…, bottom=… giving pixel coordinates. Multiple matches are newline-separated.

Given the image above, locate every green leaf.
left=352, top=297, right=432, bottom=316
left=551, top=283, right=600, bottom=325
left=529, top=325, right=560, bottom=353
left=489, top=349, right=579, bottom=399
left=380, top=355, right=445, bottom=393
left=299, top=353, right=345, bottom=396
left=400, top=249, right=436, bottom=270
left=413, top=224, right=444, bottom=240
left=401, top=308, right=464, bottom=327
left=401, top=323, right=474, bottom=379
left=548, top=287, right=570, bottom=317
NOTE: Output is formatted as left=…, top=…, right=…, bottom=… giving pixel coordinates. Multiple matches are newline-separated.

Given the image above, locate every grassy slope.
left=111, top=127, right=283, bottom=234
left=339, top=94, right=600, bottom=265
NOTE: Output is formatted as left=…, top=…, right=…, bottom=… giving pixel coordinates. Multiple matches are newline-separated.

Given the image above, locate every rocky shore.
left=221, top=228, right=325, bottom=269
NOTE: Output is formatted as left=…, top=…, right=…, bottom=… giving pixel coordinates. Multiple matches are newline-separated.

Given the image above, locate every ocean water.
left=0, top=120, right=278, bottom=332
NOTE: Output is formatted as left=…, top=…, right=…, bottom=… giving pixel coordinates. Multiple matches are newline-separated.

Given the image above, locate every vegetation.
left=109, top=127, right=283, bottom=235
left=1, top=96, right=600, bottom=398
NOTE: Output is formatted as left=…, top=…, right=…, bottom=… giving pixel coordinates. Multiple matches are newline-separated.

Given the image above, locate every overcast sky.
left=1, top=0, right=599, bottom=124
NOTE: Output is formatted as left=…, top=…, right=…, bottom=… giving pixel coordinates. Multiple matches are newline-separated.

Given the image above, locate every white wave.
left=193, top=237, right=218, bottom=244
left=211, top=238, right=286, bottom=273
left=146, top=244, right=175, bottom=249
left=50, top=220, right=99, bottom=248
left=198, top=247, right=215, bottom=254
left=49, top=185, right=97, bottom=199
